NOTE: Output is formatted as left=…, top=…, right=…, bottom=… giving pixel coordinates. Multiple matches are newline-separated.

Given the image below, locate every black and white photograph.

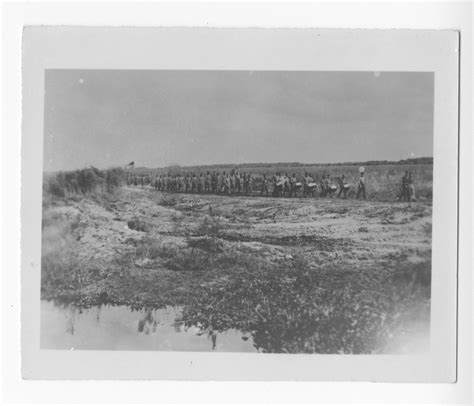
left=40, top=69, right=434, bottom=354
left=18, top=26, right=461, bottom=383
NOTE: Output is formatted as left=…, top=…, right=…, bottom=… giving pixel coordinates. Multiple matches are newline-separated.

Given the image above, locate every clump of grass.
left=195, top=215, right=224, bottom=237
left=135, top=237, right=175, bottom=260
left=187, top=237, right=224, bottom=254
left=158, top=195, right=178, bottom=207
left=127, top=216, right=151, bottom=232
left=134, top=235, right=225, bottom=272
left=170, top=212, right=186, bottom=234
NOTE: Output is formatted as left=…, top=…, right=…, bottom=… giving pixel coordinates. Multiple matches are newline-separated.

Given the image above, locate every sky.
left=43, top=70, right=434, bottom=171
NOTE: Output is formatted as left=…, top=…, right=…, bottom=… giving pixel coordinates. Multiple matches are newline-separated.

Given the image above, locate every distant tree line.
left=132, top=157, right=433, bottom=173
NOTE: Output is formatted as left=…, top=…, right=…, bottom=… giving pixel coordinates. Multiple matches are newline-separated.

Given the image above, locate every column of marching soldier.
left=126, top=169, right=416, bottom=201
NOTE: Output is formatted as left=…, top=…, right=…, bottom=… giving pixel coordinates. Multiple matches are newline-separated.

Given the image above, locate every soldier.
left=407, top=172, right=415, bottom=202
left=272, top=172, right=278, bottom=197
left=224, top=172, right=231, bottom=195
left=216, top=172, right=222, bottom=194
left=323, top=174, right=331, bottom=197
left=199, top=173, right=205, bottom=194
left=205, top=171, right=212, bottom=193
left=260, top=174, right=269, bottom=197
left=241, top=172, right=247, bottom=195
left=307, top=173, right=316, bottom=197
left=356, top=171, right=366, bottom=200
left=176, top=175, right=181, bottom=192
left=211, top=171, right=218, bottom=194
left=319, top=175, right=326, bottom=197
left=190, top=173, right=196, bottom=193
left=229, top=169, right=236, bottom=195
left=303, top=172, right=309, bottom=197
left=400, top=171, right=409, bottom=201
left=281, top=173, right=289, bottom=197
left=337, top=175, right=348, bottom=199
left=161, top=174, right=166, bottom=192
left=289, top=173, right=297, bottom=197
left=156, top=174, right=162, bottom=192
left=245, top=173, right=253, bottom=196
left=234, top=170, right=241, bottom=194
left=327, top=175, right=337, bottom=198
left=184, top=174, right=190, bottom=193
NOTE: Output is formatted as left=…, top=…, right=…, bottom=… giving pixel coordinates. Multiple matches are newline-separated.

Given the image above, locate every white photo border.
left=20, top=26, right=459, bottom=383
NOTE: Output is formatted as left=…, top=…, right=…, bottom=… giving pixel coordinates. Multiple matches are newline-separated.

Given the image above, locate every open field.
left=41, top=174, right=432, bottom=353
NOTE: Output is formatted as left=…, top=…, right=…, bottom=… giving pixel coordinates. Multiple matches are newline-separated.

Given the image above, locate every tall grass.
left=43, top=167, right=126, bottom=200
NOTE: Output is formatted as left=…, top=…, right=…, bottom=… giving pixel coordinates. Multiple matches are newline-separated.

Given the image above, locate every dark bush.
left=43, top=166, right=126, bottom=200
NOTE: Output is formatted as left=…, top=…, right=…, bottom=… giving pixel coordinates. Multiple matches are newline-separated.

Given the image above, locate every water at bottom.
left=40, top=300, right=258, bottom=352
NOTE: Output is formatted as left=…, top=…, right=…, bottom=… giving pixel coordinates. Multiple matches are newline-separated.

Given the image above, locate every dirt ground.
left=41, top=186, right=432, bottom=354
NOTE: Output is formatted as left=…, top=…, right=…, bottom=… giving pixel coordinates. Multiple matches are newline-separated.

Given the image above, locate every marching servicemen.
left=124, top=166, right=430, bottom=203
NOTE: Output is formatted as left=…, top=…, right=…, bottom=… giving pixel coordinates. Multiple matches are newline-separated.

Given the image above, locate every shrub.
left=195, top=216, right=223, bottom=237
left=43, top=166, right=126, bottom=201
left=127, top=217, right=151, bottom=232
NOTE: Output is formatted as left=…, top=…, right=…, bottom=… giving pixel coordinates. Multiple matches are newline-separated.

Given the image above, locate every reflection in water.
left=40, top=300, right=258, bottom=352
left=40, top=300, right=427, bottom=353
left=137, top=309, right=158, bottom=334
